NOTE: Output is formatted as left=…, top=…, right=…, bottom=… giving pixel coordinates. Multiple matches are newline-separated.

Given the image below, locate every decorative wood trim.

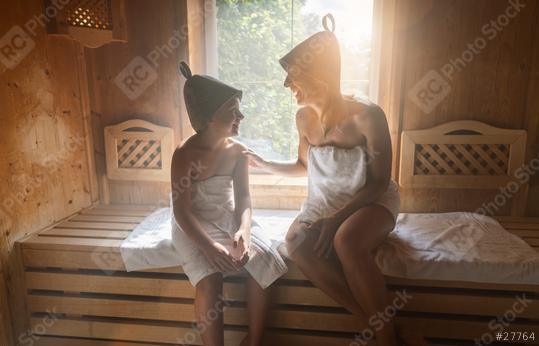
left=46, top=0, right=128, bottom=48
left=371, top=0, right=410, bottom=181
left=104, top=119, right=174, bottom=182
left=75, top=43, right=99, bottom=202
left=399, top=121, right=528, bottom=215
left=15, top=204, right=539, bottom=345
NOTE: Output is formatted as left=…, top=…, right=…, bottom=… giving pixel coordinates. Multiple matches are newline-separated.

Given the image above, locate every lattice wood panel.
left=105, top=120, right=174, bottom=182
left=414, top=143, right=510, bottom=176
left=399, top=121, right=528, bottom=215
left=65, top=0, right=113, bottom=30
left=117, top=139, right=162, bottom=170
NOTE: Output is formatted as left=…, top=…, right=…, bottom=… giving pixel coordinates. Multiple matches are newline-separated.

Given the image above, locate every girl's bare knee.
left=196, top=273, right=223, bottom=295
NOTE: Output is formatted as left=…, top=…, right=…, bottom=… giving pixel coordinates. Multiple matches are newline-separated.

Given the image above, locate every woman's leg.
left=285, top=218, right=368, bottom=320
left=241, top=276, right=271, bottom=346
left=195, top=272, right=224, bottom=346
left=332, top=205, right=398, bottom=346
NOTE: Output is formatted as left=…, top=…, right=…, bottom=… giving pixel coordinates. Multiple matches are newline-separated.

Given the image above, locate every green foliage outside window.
left=216, top=0, right=371, bottom=160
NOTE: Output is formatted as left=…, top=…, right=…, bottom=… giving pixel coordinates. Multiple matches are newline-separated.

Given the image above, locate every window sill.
left=249, top=174, right=307, bottom=187
left=249, top=174, right=307, bottom=210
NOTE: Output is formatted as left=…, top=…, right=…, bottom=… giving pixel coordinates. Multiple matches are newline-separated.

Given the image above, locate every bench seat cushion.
left=375, top=213, right=539, bottom=285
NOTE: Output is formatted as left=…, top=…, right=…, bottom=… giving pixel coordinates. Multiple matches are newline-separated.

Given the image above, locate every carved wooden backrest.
left=104, top=119, right=174, bottom=182
left=399, top=120, right=527, bottom=189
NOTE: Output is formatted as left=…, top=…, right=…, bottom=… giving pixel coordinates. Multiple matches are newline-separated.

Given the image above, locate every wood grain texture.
left=85, top=0, right=189, bottom=205
left=15, top=204, right=539, bottom=345
left=385, top=0, right=539, bottom=216
left=0, top=0, right=98, bottom=342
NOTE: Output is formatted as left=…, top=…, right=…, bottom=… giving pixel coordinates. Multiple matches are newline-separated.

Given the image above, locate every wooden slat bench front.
left=18, top=205, right=539, bottom=346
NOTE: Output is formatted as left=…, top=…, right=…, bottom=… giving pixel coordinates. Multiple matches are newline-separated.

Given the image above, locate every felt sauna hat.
left=279, top=14, right=341, bottom=92
left=179, top=62, right=242, bottom=132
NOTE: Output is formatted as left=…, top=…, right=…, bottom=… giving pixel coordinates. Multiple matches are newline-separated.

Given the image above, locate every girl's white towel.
left=120, top=176, right=287, bottom=289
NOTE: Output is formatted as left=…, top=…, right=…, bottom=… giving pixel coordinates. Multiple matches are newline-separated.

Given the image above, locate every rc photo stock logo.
left=114, top=29, right=185, bottom=100
left=0, top=0, right=72, bottom=70
left=0, top=26, right=36, bottom=69
left=114, top=56, right=158, bottom=100
left=408, top=70, right=452, bottom=114
left=408, top=0, right=525, bottom=114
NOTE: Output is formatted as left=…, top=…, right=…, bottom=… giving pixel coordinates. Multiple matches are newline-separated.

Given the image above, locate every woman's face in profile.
left=284, top=70, right=327, bottom=106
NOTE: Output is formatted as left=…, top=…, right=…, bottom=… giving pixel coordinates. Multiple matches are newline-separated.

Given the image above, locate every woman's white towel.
left=298, top=145, right=400, bottom=225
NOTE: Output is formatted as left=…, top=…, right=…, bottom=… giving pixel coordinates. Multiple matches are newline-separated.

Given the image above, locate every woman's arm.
left=331, top=107, right=392, bottom=225
left=308, top=107, right=392, bottom=258
left=244, top=109, right=309, bottom=177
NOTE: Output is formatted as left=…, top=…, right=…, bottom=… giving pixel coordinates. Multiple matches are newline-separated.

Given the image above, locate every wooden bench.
left=18, top=204, right=539, bottom=346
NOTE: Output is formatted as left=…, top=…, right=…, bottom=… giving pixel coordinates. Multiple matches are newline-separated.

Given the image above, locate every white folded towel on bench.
left=375, top=212, right=539, bottom=285
left=121, top=208, right=539, bottom=286
left=120, top=206, right=289, bottom=288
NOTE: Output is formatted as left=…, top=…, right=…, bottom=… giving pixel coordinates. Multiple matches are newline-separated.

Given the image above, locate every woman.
left=244, top=15, right=425, bottom=346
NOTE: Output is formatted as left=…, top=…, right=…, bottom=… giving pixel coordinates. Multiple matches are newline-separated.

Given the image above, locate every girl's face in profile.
left=209, top=97, right=244, bottom=137
left=284, top=69, right=327, bottom=106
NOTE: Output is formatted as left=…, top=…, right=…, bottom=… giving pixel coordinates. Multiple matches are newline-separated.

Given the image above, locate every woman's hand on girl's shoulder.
left=242, top=148, right=267, bottom=169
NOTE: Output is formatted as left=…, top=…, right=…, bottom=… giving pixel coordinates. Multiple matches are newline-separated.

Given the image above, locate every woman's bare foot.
left=397, top=327, right=429, bottom=346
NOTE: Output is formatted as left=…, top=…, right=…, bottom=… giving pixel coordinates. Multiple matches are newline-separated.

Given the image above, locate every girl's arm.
left=244, top=109, right=309, bottom=177
left=171, top=148, right=238, bottom=271
left=171, top=149, right=212, bottom=249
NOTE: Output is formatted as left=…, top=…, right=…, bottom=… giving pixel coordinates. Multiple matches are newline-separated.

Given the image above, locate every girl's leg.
left=241, top=276, right=271, bottom=346
left=195, top=273, right=224, bottom=346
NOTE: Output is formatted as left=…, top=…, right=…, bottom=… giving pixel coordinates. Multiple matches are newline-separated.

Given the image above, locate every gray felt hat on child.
left=179, top=62, right=243, bottom=132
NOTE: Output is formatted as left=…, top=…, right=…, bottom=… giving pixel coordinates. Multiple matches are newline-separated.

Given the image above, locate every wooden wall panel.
left=86, top=0, right=189, bottom=205
left=0, top=0, right=97, bottom=342
left=0, top=268, right=13, bottom=346
left=392, top=0, right=539, bottom=216
left=523, top=2, right=539, bottom=215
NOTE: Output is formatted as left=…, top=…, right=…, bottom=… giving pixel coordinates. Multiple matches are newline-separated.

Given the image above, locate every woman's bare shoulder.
left=296, top=106, right=317, bottom=120
left=347, top=99, right=385, bottom=126
left=295, top=106, right=318, bottom=134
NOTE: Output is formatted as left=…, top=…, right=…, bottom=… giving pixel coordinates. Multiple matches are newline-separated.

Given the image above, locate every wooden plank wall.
left=0, top=0, right=98, bottom=343
left=386, top=0, right=539, bottom=216
left=85, top=0, right=190, bottom=206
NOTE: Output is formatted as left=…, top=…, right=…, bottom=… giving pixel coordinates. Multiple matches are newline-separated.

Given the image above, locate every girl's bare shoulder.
left=226, top=138, right=249, bottom=157
left=173, top=137, right=195, bottom=160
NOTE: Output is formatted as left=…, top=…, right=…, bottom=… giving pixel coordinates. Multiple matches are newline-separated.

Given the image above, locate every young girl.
left=171, top=62, right=286, bottom=346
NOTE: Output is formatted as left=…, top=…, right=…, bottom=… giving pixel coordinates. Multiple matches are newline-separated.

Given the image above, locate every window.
left=215, top=0, right=374, bottom=161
